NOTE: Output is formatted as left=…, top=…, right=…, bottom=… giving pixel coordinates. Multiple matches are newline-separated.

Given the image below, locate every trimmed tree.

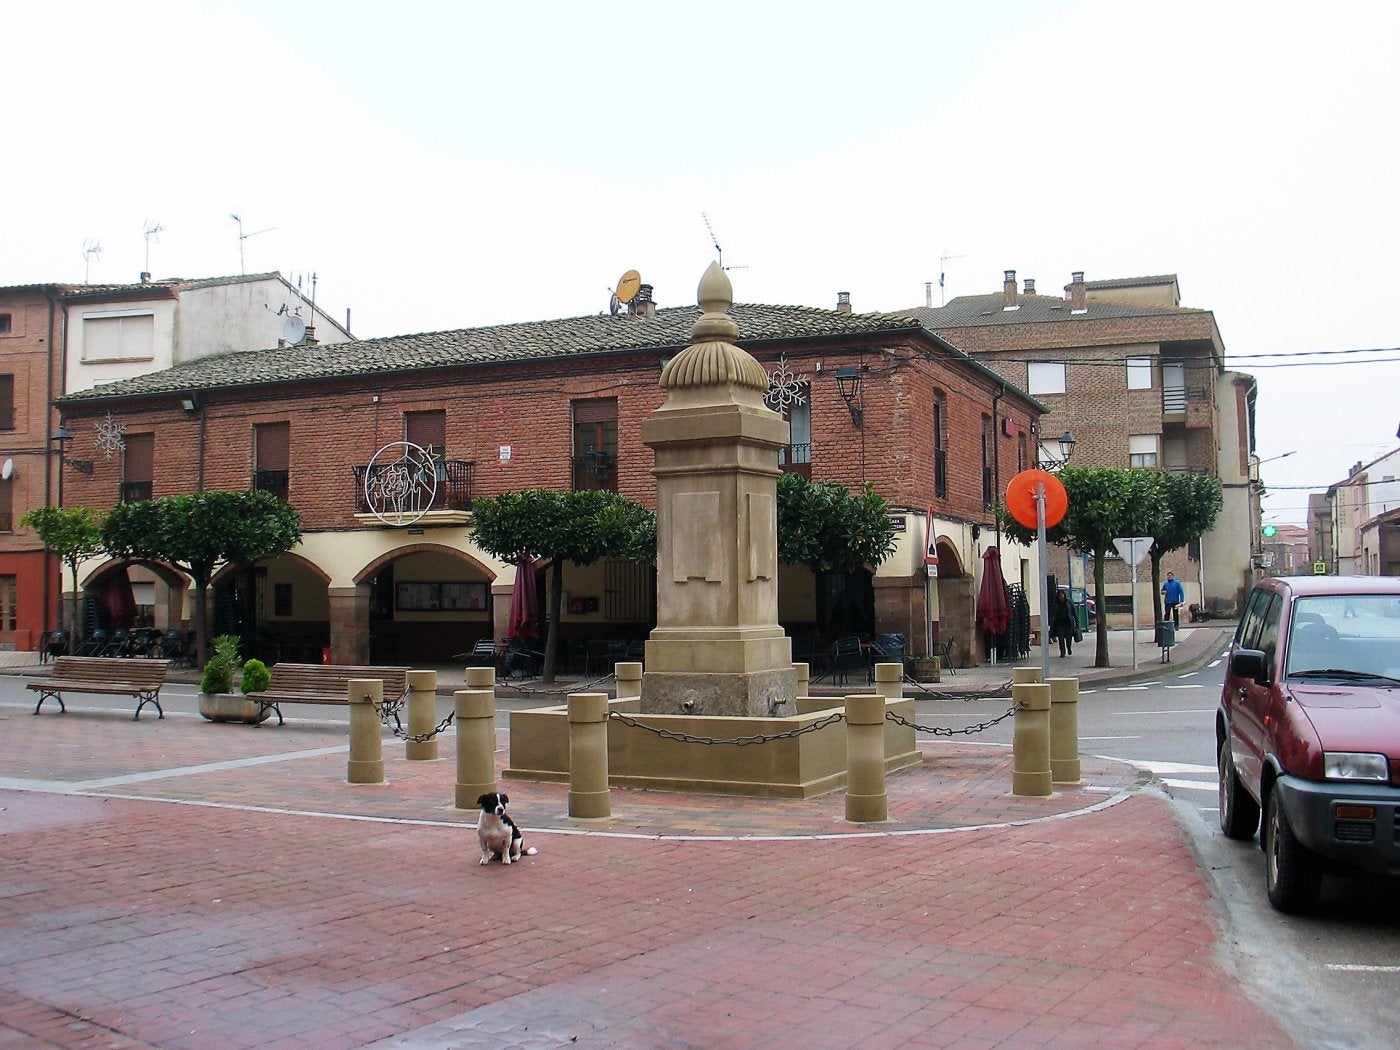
left=471, top=488, right=656, bottom=683
left=101, top=490, right=303, bottom=667
left=776, top=472, right=899, bottom=574
left=1148, top=471, right=1224, bottom=638
left=1000, top=467, right=1169, bottom=667
left=19, top=505, right=106, bottom=650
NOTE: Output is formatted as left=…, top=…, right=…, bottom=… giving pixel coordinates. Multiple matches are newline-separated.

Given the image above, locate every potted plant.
left=198, top=635, right=271, bottom=724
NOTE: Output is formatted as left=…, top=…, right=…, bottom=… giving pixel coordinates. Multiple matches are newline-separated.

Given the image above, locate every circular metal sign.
left=1005, top=469, right=1068, bottom=529
left=363, top=441, right=440, bottom=527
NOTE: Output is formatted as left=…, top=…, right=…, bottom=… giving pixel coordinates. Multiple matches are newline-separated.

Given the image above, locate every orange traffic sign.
left=1005, top=469, right=1068, bottom=529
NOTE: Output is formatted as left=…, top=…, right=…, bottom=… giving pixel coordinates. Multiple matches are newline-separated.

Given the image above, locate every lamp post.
left=48, top=427, right=93, bottom=638
left=834, top=367, right=863, bottom=427
left=1034, top=428, right=1077, bottom=472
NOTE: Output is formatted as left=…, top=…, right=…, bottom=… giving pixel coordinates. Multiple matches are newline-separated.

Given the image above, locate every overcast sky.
left=5, top=0, right=1397, bottom=526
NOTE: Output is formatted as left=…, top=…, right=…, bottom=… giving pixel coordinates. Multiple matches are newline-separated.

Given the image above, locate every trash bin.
left=1158, top=621, right=1176, bottom=648
left=321, top=646, right=333, bottom=665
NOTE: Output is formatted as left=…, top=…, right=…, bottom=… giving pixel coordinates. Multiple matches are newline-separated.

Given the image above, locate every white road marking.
left=1107, top=685, right=1150, bottom=691
left=1325, top=964, right=1400, bottom=973
left=1161, top=777, right=1215, bottom=792
left=1080, top=735, right=1140, bottom=741
left=1164, top=684, right=1204, bottom=689
left=1118, top=709, right=1214, bottom=716
left=1138, top=761, right=1216, bottom=774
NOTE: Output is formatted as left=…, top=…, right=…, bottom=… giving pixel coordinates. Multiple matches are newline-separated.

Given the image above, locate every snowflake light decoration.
left=94, top=413, right=126, bottom=461
left=764, top=355, right=807, bottom=412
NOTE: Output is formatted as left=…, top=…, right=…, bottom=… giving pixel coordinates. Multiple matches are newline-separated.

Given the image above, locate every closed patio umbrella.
left=506, top=555, right=540, bottom=640
left=976, top=546, right=1010, bottom=663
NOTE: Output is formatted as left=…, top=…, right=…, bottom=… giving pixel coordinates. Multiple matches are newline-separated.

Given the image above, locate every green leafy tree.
left=102, top=490, right=303, bottom=667
left=472, top=489, right=656, bottom=682
left=19, top=505, right=106, bottom=651
left=1147, top=472, right=1223, bottom=637
left=776, top=473, right=899, bottom=574
left=1000, top=467, right=1169, bottom=667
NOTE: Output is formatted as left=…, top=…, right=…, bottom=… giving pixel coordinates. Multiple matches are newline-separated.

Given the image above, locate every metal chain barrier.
left=885, top=704, right=1021, bottom=737
left=608, top=709, right=845, bottom=746
left=897, top=678, right=1014, bottom=701
left=374, top=687, right=456, bottom=743
left=503, top=671, right=618, bottom=696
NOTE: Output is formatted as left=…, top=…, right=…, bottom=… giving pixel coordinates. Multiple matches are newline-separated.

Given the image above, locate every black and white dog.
left=476, top=791, right=538, bottom=865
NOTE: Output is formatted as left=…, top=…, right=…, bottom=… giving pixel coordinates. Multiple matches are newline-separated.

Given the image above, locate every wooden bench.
left=246, top=663, right=412, bottom=726
left=28, top=656, right=172, bottom=720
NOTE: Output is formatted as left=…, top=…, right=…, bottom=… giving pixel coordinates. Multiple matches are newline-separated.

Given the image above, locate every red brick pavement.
left=0, top=704, right=1293, bottom=1049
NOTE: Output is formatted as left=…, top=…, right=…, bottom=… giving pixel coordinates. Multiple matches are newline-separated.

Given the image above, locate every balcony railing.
left=779, top=443, right=812, bottom=478
left=353, top=458, right=475, bottom=513
left=252, top=469, right=290, bottom=501
left=120, top=481, right=152, bottom=503
left=573, top=452, right=618, bottom=492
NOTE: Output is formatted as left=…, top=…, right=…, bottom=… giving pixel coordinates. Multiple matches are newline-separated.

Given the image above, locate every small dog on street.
left=476, top=791, right=538, bottom=865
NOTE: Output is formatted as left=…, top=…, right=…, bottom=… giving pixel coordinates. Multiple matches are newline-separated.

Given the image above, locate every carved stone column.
left=639, top=262, right=796, bottom=716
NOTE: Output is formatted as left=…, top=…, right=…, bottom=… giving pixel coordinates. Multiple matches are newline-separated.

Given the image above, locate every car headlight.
left=1323, top=752, right=1390, bottom=782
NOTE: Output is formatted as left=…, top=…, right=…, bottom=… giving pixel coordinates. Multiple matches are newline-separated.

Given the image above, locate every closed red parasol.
left=506, top=555, right=540, bottom=639
left=976, top=546, right=1010, bottom=639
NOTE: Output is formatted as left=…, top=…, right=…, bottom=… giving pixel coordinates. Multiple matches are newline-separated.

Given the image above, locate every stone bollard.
left=453, top=688, right=497, bottom=809
left=405, top=670, right=439, bottom=761
left=1047, top=677, right=1082, bottom=785
left=465, top=666, right=495, bottom=690
left=1011, top=681, right=1052, bottom=797
left=615, top=662, right=642, bottom=702
left=844, top=694, right=889, bottom=823
left=347, top=678, right=385, bottom=785
left=567, top=692, right=611, bottom=818
left=873, top=662, right=903, bottom=700
left=1012, top=666, right=1043, bottom=686
left=792, top=662, right=809, bottom=698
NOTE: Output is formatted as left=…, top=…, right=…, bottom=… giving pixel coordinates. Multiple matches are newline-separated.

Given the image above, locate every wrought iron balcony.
left=119, top=481, right=152, bottom=503
left=573, top=451, right=617, bottom=491
left=252, top=469, right=290, bottom=501
left=779, top=443, right=812, bottom=478
left=353, top=458, right=475, bottom=513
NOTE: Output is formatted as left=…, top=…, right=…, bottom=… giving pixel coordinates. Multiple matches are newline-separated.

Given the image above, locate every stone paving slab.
left=0, top=656, right=1297, bottom=1049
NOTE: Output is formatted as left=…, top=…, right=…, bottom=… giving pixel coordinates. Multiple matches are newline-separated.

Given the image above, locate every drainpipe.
left=42, top=286, right=60, bottom=638
left=991, top=384, right=1005, bottom=550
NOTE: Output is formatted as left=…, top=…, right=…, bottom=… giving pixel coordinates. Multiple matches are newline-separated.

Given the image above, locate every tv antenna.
left=82, top=239, right=103, bottom=283
left=230, top=213, right=276, bottom=274
left=937, top=249, right=965, bottom=306
left=143, top=220, right=165, bottom=276
left=702, top=212, right=748, bottom=272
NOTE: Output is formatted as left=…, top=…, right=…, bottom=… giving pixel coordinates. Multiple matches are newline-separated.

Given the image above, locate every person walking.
left=1049, top=588, right=1077, bottom=658
left=1162, top=571, right=1185, bottom=628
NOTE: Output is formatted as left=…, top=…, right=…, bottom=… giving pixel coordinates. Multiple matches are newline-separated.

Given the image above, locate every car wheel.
left=1218, top=737, right=1260, bottom=840
left=1263, top=788, right=1321, bottom=913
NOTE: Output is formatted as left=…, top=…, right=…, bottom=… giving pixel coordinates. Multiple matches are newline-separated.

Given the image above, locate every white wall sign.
left=499, top=445, right=512, bottom=462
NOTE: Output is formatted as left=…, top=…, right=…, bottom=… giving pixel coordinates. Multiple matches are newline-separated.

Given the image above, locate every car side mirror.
left=1230, top=648, right=1269, bottom=685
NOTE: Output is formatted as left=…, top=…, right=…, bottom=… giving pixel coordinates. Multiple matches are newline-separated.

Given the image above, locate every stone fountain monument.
left=639, top=262, right=797, bottom=716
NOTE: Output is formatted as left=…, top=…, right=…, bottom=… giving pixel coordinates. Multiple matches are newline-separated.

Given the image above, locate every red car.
left=1217, top=575, right=1400, bottom=912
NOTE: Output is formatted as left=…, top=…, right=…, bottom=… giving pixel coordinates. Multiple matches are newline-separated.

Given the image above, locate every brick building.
left=910, top=270, right=1257, bottom=619
left=50, top=280, right=1044, bottom=668
left=0, top=274, right=351, bottom=652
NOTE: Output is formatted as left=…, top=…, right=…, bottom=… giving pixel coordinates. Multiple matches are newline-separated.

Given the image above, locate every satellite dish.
left=1, top=459, right=12, bottom=481
left=282, top=314, right=307, bottom=345
left=616, top=270, right=642, bottom=304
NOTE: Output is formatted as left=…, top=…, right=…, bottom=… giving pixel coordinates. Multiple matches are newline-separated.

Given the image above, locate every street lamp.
left=1033, top=425, right=1077, bottom=471
left=834, top=367, right=864, bottom=427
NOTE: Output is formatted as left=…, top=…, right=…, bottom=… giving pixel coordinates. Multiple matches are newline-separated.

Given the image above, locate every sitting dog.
left=476, top=791, right=538, bottom=865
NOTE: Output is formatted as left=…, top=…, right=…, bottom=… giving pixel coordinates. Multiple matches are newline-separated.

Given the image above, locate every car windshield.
left=1285, top=594, right=1400, bottom=680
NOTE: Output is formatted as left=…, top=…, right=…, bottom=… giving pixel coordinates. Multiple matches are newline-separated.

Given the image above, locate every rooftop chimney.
left=1002, top=270, right=1018, bottom=310
left=836, top=291, right=852, bottom=314
left=1066, top=271, right=1087, bottom=313
left=925, top=281, right=933, bottom=308
left=629, top=283, right=656, bottom=317
left=1023, top=278, right=1035, bottom=295
left=139, top=271, right=151, bottom=284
